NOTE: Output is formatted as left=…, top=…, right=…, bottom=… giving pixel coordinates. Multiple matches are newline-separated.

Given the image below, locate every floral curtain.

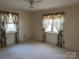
left=0, top=13, right=9, bottom=47
left=12, top=14, right=19, bottom=43
left=1, top=13, right=9, bottom=32
left=43, top=15, right=52, bottom=31
left=53, top=15, right=64, bottom=33
left=43, top=14, right=64, bottom=33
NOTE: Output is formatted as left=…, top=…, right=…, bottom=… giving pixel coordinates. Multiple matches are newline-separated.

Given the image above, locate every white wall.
left=19, top=11, right=32, bottom=41
left=0, top=7, right=32, bottom=43
left=31, top=12, right=43, bottom=40
left=31, top=5, right=79, bottom=51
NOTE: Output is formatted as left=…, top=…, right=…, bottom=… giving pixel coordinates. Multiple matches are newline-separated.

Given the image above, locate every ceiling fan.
left=24, top=0, right=42, bottom=8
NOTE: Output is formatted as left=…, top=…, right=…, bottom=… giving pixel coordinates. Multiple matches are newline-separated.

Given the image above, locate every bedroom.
left=0, top=0, right=79, bottom=59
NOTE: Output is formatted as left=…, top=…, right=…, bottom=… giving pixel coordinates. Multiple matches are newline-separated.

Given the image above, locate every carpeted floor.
left=0, top=40, right=79, bottom=59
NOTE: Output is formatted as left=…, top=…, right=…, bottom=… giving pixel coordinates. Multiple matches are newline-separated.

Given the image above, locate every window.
left=43, top=14, right=64, bottom=34
left=6, top=14, right=16, bottom=33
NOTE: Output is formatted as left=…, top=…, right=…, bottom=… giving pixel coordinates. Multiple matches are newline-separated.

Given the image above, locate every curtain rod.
left=0, top=10, right=19, bottom=15
left=43, top=12, right=65, bottom=16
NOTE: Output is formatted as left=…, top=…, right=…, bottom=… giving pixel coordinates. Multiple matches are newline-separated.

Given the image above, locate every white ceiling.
left=0, top=0, right=79, bottom=11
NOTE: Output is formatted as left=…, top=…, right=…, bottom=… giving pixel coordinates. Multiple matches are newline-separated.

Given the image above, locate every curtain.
left=12, top=14, right=19, bottom=43
left=0, top=13, right=3, bottom=47
left=54, top=15, right=64, bottom=47
left=43, top=15, right=53, bottom=32
left=3, top=14, right=10, bottom=33
left=12, top=14, right=19, bottom=31
left=53, top=15, right=64, bottom=33
left=43, top=14, right=64, bottom=33
left=0, top=13, right=9, bottom=47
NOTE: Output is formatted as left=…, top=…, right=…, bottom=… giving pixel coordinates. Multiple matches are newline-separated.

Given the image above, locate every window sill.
left=6, top=31, right=16, bottom=34
left=45, top=32, right=58, bottom=34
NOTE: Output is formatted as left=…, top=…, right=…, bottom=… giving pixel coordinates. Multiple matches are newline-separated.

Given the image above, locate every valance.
left=0, top=10, right=19, bottom=15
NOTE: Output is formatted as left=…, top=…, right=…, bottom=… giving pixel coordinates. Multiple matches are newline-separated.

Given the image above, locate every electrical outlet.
left=24, top=35, right=27, bottom=39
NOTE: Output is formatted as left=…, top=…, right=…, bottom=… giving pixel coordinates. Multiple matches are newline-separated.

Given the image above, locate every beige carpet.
left=0, top=40, right=78, bottom=59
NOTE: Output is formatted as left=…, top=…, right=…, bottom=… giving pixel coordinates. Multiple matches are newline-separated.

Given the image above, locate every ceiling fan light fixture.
left=24, top=0, right=42, bottom=8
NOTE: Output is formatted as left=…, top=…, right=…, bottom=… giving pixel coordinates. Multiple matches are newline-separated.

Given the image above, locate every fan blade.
left=34, top=0, right=42, bottom=3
